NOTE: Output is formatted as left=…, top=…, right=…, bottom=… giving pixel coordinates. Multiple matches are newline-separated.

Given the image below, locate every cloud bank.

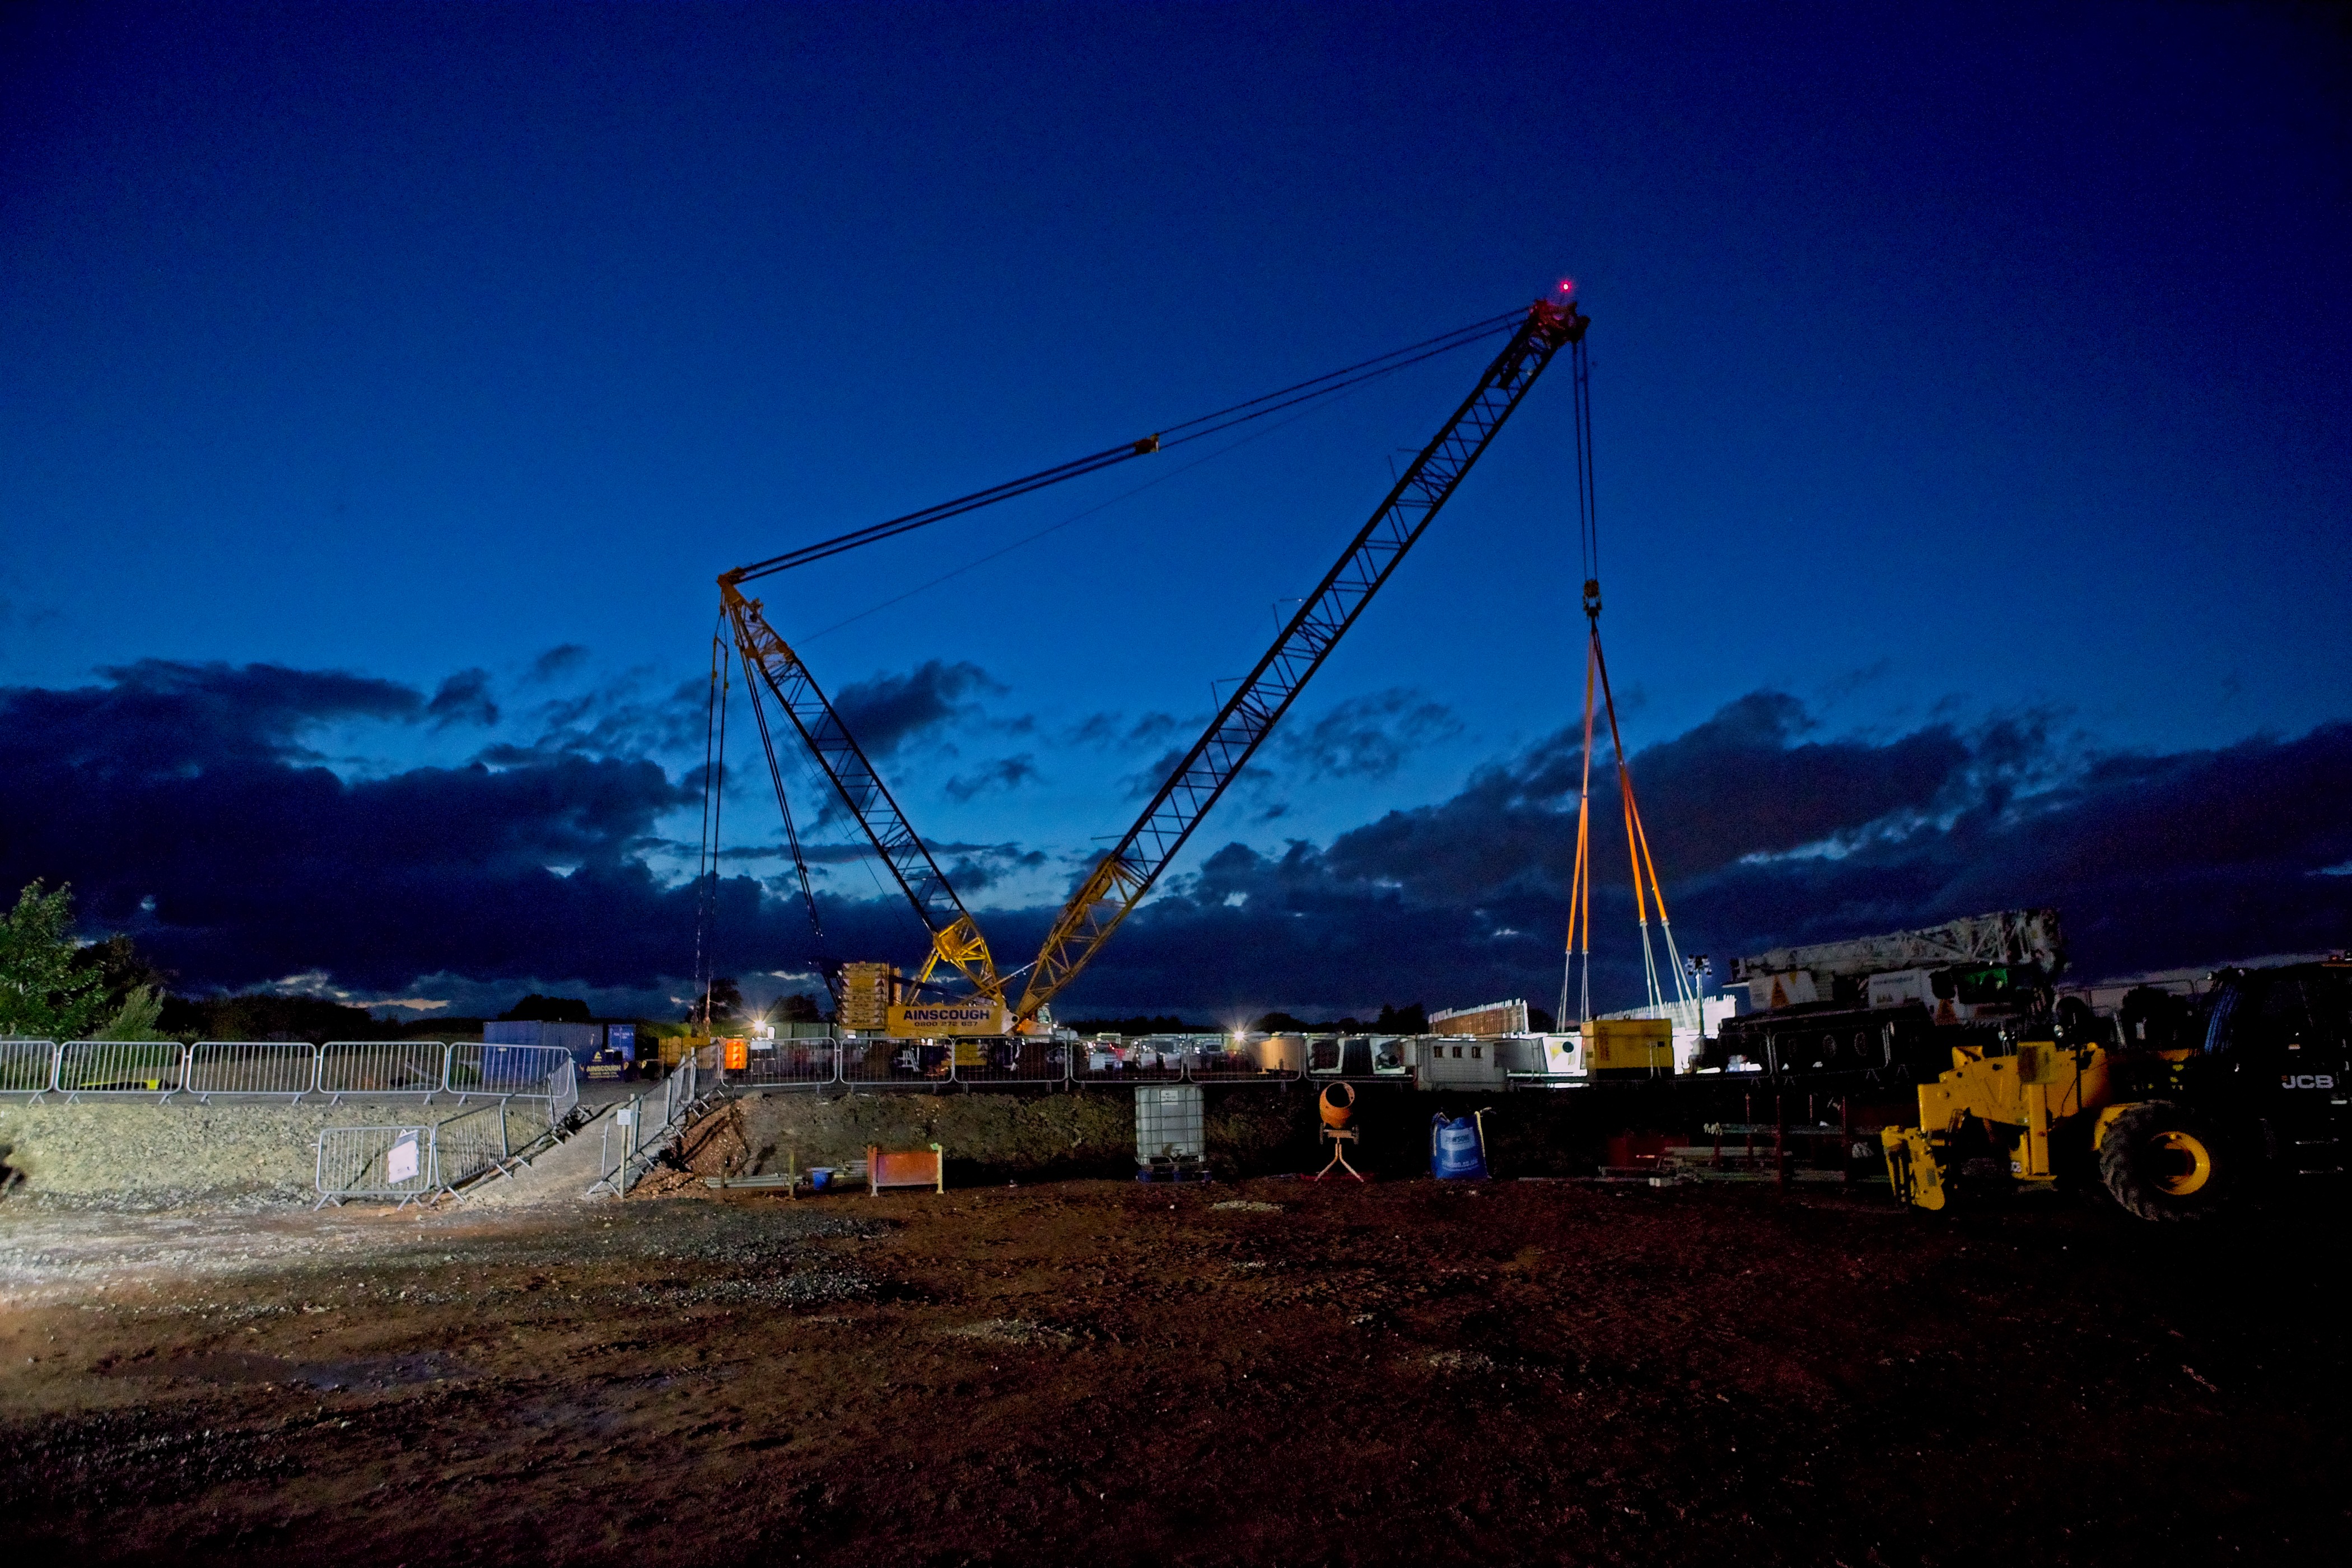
left=2, top=660, right=2344, bottom=1016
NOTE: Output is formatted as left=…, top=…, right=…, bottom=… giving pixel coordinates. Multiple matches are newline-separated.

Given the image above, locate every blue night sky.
left=3, top=2, right=2347, bottom=1021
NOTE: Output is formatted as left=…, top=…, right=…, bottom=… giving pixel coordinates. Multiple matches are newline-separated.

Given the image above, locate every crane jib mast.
left=1016, top=298, right=1588, bottom=1022
left=708, top=296, right=1585, bottom=1035
left=719, top=581, right=1006, bottom=1010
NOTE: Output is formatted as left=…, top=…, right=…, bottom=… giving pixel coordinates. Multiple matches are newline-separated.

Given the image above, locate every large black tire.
left=2098, top=1100, right=2231, bottom=1221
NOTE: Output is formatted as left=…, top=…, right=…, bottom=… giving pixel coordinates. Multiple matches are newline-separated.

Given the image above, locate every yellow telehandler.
left=1881, top=958, right=2349, bottom=1220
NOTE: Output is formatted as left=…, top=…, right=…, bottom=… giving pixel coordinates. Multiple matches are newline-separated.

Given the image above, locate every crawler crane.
left=705, top=297, right=1589, bottom=1037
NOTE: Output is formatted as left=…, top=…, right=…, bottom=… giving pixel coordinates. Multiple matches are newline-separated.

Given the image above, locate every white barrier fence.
left=188, top=1041, right=317, bottom=1099
left=312, top=1103, right=540, bottom=1207
left=320, top=1040, right=449, bottom=1100
left=315, top=1124, right=438, bottom=1207
left=1, top=1039, right=582, bottom=1109
left=0, top=1033, right=1302, bottom=1105
left=55, top=1040, right=188, bottom=1099
left=0, top=1038, right=58, bottom=1095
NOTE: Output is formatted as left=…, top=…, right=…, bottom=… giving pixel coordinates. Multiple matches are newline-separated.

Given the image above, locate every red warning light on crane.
left=1557, top=278, right=1576, bottom=295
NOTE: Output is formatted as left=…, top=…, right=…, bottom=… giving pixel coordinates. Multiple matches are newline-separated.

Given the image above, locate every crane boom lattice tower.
left=719, top=580, right=1003, bottom=1006
left=1015, top=298, right=1589, bottom=1022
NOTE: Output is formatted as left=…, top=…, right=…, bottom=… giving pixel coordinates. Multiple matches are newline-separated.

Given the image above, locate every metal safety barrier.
left=7, top=1030, right=1310, bottom=1114
left=1072, top=1041, right=1183, bottom=1085
left=837, top=1037, right=941, bottom=1086
left=664, top=1051, right=698, bottom=1124
left=430, top=1100, right=519, bottom=1192
left=801, top=1036, right=1304, bottom=1089
left=320, top=1040, right=449, bottom=1100
left=186, top=1040, right=318, bottom=1100
left=589, top=1051, right=725, bottom=1197
left=590, top=1095, right=646, bottom=1198
left=730, top=1037, right=839, bottom=1090
left=1184, top=1050, right=1295, bottom=1083
left=948, top=1035, right=1068, bottom=1087
left=315, top=1123, right=437, bottom=1207
left=0, top=1038, right=58, bottom=1097
left=446, top=1042, right=573, bottom=1106
left=55, top=1039, right=188, bottom=1100
left=547, top=1054, right=580, bottom=1121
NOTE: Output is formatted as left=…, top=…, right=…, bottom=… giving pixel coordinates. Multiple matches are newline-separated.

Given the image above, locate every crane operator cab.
left=2197, top=959, right=2352, bottom=1177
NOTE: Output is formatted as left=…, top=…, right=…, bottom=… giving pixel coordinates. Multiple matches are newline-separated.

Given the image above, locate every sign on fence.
left=315, top=1124, right=439, bottom=1207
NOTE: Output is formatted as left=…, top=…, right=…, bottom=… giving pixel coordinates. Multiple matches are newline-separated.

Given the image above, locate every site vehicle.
left=1882, top=956, right=2350, bottom=1219
left=1698, top=909, right=2064, bottom=1080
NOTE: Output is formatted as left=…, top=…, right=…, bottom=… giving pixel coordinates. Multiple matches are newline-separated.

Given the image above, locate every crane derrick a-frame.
left=706, top=296, right=1589, bottom=1039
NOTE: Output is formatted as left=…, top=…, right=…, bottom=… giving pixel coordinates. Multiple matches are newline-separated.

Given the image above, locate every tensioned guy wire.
left=725, top=309, right=1524, bottom=584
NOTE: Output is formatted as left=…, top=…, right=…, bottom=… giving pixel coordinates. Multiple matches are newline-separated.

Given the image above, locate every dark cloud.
left=528, top=644, right=591, bottom=683
left=1274, top=688, right=1462, bottom=781
left=30, top=659, right=426, bottom=771
left=1067, top=711, right=1182, bottom=749
left=1091, top=690, right=1455, bottom=808
left=1320, top=692, right=1974, bottom=904
left=427, top=669, right=498, bottom=729
left=3, top=660, right=2344, bottom=1016
left=831, top=660, right=1000, bottom=756
left=0, top=662, right=710, bottom=995
left=944, top=754, right=1040, bottom=803
left=478, top=674, right=707, bottom=764
left=1048, top=700, right=2352, bottom=1014
left=1121, top=745, right=1192, bottom=801
left=942, top=844, right=1051, bottom=893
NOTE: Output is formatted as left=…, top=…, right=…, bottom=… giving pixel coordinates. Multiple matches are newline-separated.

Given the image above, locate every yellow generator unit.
left=1583, top=1018, right=1674, bottom=1077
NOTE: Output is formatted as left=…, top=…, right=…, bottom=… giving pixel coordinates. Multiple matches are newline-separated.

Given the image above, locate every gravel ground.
left=3, top=1179, right=2346, bottom=1565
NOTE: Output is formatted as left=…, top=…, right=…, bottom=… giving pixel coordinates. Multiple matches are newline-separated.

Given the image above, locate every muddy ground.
left=4, top=1162, right=2346, bottom=1567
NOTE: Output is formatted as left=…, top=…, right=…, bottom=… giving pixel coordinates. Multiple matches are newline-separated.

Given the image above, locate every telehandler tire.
left=2098, top=1100, right=2230, bottom=1221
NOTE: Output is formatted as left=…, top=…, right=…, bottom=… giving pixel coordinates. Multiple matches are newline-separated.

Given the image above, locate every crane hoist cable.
left=1555, top=335, right=1696, bottom=1035
left=692, top=615, right=726, bottom=1028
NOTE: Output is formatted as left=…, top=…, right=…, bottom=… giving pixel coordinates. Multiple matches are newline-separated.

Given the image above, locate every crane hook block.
left=1133, top=434, right=1161, bottom=455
